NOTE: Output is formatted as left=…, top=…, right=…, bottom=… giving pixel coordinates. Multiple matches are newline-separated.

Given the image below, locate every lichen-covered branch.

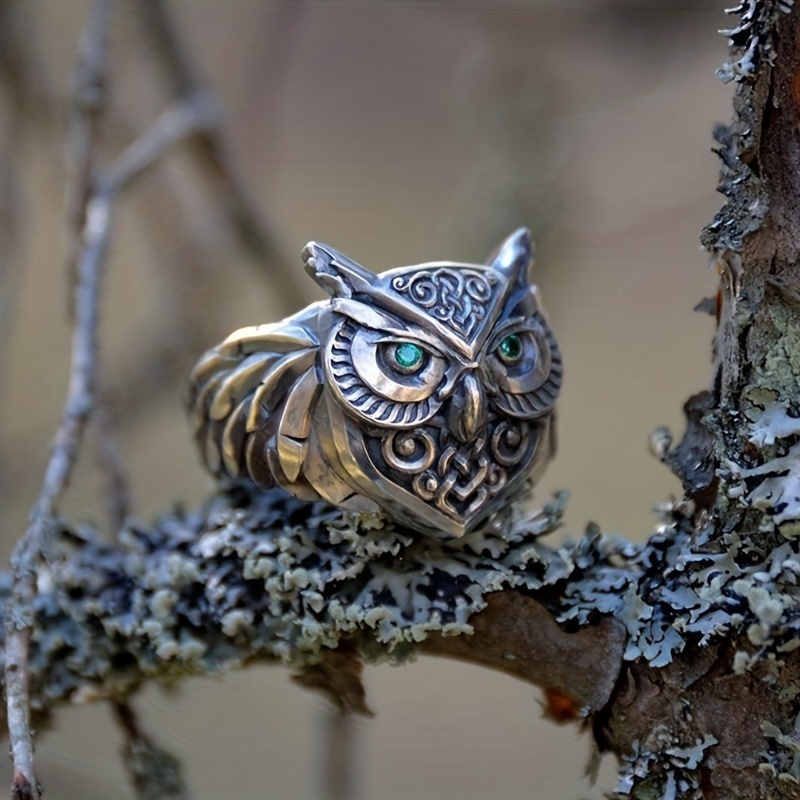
left=4, top=488, right=626, bottom=722
left=7, top=463, right=800, bottom=799
left=596, top=1, right=800, bottom=797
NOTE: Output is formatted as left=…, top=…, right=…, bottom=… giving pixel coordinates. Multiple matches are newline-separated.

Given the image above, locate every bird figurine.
left=186, top=228, right=562, bottom=539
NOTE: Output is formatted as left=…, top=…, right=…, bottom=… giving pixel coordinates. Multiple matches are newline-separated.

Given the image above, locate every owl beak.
left=447, top=372, right=487, bottom=444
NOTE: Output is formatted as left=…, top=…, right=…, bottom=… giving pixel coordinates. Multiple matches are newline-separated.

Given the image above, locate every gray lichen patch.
left=7, top=485, right=639, bottom=714
left=16, top=472, right=798, bottom=725
left=724, top=400, right=800, bottom=533
left=750, top=304, right=800, bottom=404
left=748, top=398, right=800, bottom=445
left=716, top=0, right=794, bottom=84
left=558, top=480, right=800, bottom=678
left=8, top=464, right=799, bottom=800
left=761, top=715, right=800, bottom=785
left=615, top=734, right=719, bottom=800
left=702, top=2, right=795, bottom=259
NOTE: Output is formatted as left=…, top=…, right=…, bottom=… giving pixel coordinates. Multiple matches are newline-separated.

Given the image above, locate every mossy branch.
left=2, top=488, right=625, bottom=726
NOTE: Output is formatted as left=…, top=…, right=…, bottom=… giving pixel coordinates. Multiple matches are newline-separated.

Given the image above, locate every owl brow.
left=487, top=315, right=541, bottom=341
left=373, top=334, right=442, bottom=353
left=330, top=298, right=468, bottom=359
left=344, top=289, right=497, bottom=358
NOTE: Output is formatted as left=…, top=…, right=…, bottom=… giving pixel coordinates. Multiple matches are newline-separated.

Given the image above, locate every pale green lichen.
left=6, top=443, right=798, bottom=772
left=762, top=714, right=800, bottom=784
left=748, top=400, right=800, bottom=446
left=725, top=401, right=800, bottom=531
left=8, top=486, right=630, bottom=712
left=19, top=475, right=757, bottom=715
left=615, top=735, right=718, bottom=800
left=562, top=483, right=800, bottom=675
left=717, top=0, right=795, bottom=84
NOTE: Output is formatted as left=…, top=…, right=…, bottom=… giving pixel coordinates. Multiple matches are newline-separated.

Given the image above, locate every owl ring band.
left=186, top=228, right=562, bottom=539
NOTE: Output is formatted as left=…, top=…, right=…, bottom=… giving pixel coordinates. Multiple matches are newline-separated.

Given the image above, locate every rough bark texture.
left=601, top=2, right=800, bottom=797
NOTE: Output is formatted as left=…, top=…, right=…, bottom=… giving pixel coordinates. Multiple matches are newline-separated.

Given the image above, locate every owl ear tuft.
left=302, top=242, right=377, bottom=298
left=488, top=228, right=535, bottom=287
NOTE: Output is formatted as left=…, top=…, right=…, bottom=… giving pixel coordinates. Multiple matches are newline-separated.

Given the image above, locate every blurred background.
left=0, top=1, right=730, bottom=798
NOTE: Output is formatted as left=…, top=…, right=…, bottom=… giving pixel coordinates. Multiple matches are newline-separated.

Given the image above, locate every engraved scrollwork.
left=372, top=418, right=535, bottom=525
left=412, top=471, right=440, bottom=501
left=381, top=430, right=437, bottom=474
left=390, top=269, right=497, bottom=338
left=484, top=461, right=507, bottom=493
left=490, top=420, right=530, bottom=467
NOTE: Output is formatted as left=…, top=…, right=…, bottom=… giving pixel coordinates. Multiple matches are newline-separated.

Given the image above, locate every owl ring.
left=186, top=228, right=562, bottom=539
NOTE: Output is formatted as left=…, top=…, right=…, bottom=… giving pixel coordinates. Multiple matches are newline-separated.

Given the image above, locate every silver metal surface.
left=186, top=229, right=562, bottom=539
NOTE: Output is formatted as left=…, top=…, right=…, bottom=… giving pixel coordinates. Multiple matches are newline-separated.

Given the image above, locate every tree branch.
left=135, top=0, right=302, bottom=307
left=5, top=4, right=115, bottom=794
left=0, top=486, right=626, bottom=731
left=4, top=3, right=243, bottom=795
left=112, top=702, right=191, bottom=800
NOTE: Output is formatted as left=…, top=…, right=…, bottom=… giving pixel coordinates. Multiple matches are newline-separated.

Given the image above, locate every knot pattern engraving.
left=370, top=419, right=537, bottom=525
left=391, top=269, right=497, bottom=338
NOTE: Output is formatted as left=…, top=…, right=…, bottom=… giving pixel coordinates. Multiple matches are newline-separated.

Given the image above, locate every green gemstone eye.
left=498, top=333, right=523, bottom=364
left=392, top=342, right=424, bottom=372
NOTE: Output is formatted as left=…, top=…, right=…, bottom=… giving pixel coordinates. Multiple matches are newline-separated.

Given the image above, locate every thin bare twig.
left=98, top=93, right=217, bottom=193
left=61, top=0, right=131, bottom=540
left=5, top=174, right=113, bottom=800
left=5, top=3, right=115, bottom=793
left=135, top=0, right=302, bottom=308
left=4, top=8, right=228, bottom=796
left=4, top=629, right=34, bottom=800
left=64, top=0, right=113, bottom=315
left=93, top=402, right=132, bottom=534
left=85, top=96, right=217, bottom=538
left=320, top=708, right=358, bottom=800
left=112, top=702, right=191, bottom=800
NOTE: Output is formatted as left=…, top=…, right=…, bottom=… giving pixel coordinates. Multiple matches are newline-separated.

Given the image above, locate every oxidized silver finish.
left=186, top=229, right=562, bottom=539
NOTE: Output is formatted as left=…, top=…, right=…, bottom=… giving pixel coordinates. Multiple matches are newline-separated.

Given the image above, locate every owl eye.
left=326, top=325, right=446, bottom=428
left=497, top=334, right=523, bottom=365
left=490, top=330, right=538, bottom=376
left=384, top=342, right=426, bottom=374
left=485, top=321, right=560, bottom=419
left=487, top=327, right=545, bottom=391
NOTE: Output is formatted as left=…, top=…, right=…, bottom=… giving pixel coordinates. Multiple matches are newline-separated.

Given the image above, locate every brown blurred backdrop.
left=0, top=1, right=730, bottom=798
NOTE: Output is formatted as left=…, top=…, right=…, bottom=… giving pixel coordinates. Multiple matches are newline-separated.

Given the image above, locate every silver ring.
left=186, top=228, right=562, bottom=539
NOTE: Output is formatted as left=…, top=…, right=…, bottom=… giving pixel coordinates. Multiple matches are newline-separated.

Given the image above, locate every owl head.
left=301, top=228, right=562, bottom=537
